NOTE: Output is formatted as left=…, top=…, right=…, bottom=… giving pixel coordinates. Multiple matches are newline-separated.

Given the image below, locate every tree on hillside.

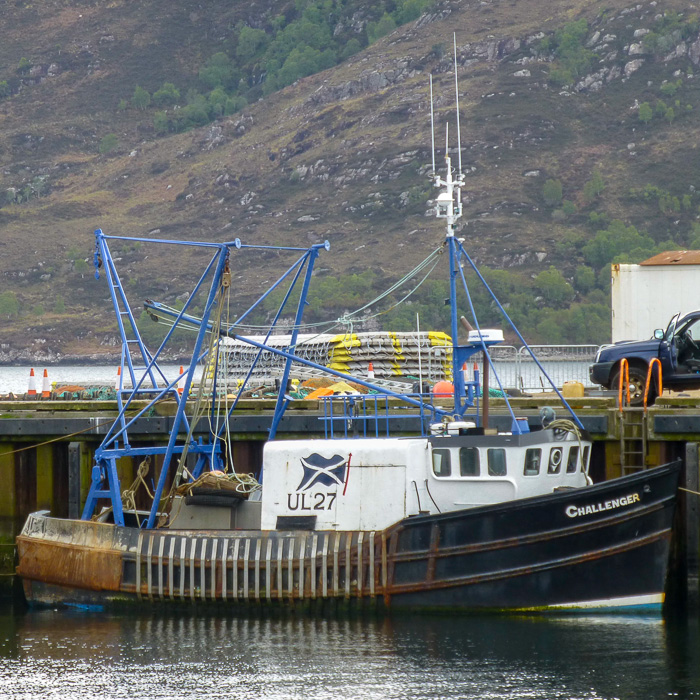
left=544, top=19, right=595, bottom=85
left=534, top=266, right=574, bottom=306
left=132, top=85, right=151, bottom=110
left=152, top=82, right=180, bottom=106
left=638, top=102, right=653, bottom=124
left=236, top=26, right=268, bottom=60
left=199, top=52, right=238, bottom=90
left=582, top=169, right=605, bottom=203
left=99, top=133, right=119, bottom=154
left=582, top=220, right=655, bottom=268
left=367, top=13, right=397, bottom=43
left=543, top=178, right=563, bottom=206
left=574, top=265, right=596, bottom=294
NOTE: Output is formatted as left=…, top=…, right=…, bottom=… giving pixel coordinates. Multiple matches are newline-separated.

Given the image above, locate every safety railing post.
left=644, top=358, right=663, bottom=412
left=618, top=357, right=630, bottom=411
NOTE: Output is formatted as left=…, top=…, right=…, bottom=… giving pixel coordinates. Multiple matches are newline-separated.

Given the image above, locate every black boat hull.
left=17, top=462, right=681, bottom=613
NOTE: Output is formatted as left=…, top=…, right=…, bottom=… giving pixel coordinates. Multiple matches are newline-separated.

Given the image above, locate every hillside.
left=1, top=0, right=699, bottom=361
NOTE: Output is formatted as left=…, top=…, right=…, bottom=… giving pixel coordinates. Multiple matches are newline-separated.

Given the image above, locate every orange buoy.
left=432, top=380, right=454, bottom=397
left=41, top=369, right=51, bottom=398
left=27, top=368, right=37, bottom=396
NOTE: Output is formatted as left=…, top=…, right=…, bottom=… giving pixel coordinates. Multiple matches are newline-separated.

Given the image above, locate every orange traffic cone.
left=27, top=368, right=37, bottom=397
left=115, top=366, right=122, bottom=391
left=462, top=362, right=468, bottom=382
left=178, top=366, right=185, bottom=396
left=41, top=369, right=51, bottom=398
left=367, top=362, right=375, bottom=380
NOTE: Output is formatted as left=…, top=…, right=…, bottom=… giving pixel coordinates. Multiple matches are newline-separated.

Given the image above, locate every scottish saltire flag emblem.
left=297, top=453, right=347, bottom=491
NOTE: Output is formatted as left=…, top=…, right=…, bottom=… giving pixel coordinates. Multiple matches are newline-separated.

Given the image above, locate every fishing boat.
left=16, top=51, right=681, bottom=613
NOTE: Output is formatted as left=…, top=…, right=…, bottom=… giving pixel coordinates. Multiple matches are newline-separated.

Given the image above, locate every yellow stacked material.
left=218, top=331, right=454, bottom=383
left=388, top=331, right=405, bottom=358
left=428, top=331, right=451, bottom=346
left=328, top=381, right=360, bottom=394
left=329, top=333, right=361, bottom=349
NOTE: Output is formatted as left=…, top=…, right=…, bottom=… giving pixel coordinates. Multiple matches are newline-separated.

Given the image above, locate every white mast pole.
left=430, top=74, right=436, bottom=177
left=453, top=33, right=462, bottom=177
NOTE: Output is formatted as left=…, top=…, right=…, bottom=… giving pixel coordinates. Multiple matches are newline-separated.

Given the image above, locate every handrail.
left=618, top=358, right=630, bottom=411
left=644, top=358, right=663, bottom=411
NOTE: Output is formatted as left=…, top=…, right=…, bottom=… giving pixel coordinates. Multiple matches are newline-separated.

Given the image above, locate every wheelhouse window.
left=432, top=448, right=451, bottom=477
left=487, top=448, right=507, bottom=476
left=460, top=447, right=480, bottom=476
left=566, top=446, right=579, bottom=474
left=547, top=447, right=563, bottom=474
left=582, top=445, right=590, bottom=473
left=524, top=448, right=541, bottom=476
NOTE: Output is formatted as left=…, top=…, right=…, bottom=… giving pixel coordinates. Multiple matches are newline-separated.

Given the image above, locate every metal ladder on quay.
left=617, top=357, right=661, bottom=474
left=619, top=407, right=647, bottom=474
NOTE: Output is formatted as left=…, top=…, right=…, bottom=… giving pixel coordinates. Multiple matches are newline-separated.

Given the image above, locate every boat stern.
left=16, top=511, right=127, bottom=607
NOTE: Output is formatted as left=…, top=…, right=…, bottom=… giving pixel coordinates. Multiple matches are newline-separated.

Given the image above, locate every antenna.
left=453, top=33, right=462, bottom=177
left=445, top=122, right=449, bottom=163
left=430, top=74, right=436, bottom=177
left=432, top=56, right=462, bottom=237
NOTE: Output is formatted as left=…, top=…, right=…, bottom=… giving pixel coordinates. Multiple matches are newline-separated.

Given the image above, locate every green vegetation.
left=582, top=169, right=605, bottom=204
left=582, top=219, right=656, bottom=268
left=152, top=82, right=180, bottom=107
left=542, top=179, right=562, bottom=207
left=535, top=267, right=575, bottom=306
left=16, top=57, right=31, bottom=75
left=642, top=11, right=699, bottom=55
left=131, top=86, right=151, bottom=110
left=574, top=265, right=596, bottom=294
left=661, top=79, right=682, bottom=97
left=98, top=133, right=119, bottom=154
left=121, top=0, right=434, bottom=135
left=541, top=19, right=595, bottom=86
left=367, top=13, right=397, bottom=43
left=629, top=183, right=699, bottom=217
left=0, top=291, right=19, bottom=319
left=53, top=295, right=66, bottom=314
left=638, top=102, right=653, bottom=124
left=542, top=178, right=563, bottom=206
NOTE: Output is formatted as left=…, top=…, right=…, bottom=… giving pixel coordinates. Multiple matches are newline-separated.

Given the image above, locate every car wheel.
left=610, top=366, right=656, bottom=407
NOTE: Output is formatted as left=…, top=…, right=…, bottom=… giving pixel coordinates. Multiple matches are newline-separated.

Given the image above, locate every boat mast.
left=432, top=34, right=465, bottom=416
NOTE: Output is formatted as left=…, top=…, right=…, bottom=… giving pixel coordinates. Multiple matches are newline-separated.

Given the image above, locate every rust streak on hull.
left=17, top=536, right=122, bottom=592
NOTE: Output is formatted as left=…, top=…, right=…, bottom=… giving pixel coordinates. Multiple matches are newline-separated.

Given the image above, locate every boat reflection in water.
left=1, top=607, right=698, bottom=699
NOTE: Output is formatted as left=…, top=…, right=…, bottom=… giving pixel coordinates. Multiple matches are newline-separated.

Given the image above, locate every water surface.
left=0, top=605, right=698, bottom=700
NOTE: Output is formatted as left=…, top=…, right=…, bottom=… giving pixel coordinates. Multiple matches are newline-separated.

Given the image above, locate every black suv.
left=589, top=311, right=700, bottom=405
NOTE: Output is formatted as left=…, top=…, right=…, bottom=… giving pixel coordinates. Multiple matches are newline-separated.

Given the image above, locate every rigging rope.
left=147, top=245, right=445, bottom=338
